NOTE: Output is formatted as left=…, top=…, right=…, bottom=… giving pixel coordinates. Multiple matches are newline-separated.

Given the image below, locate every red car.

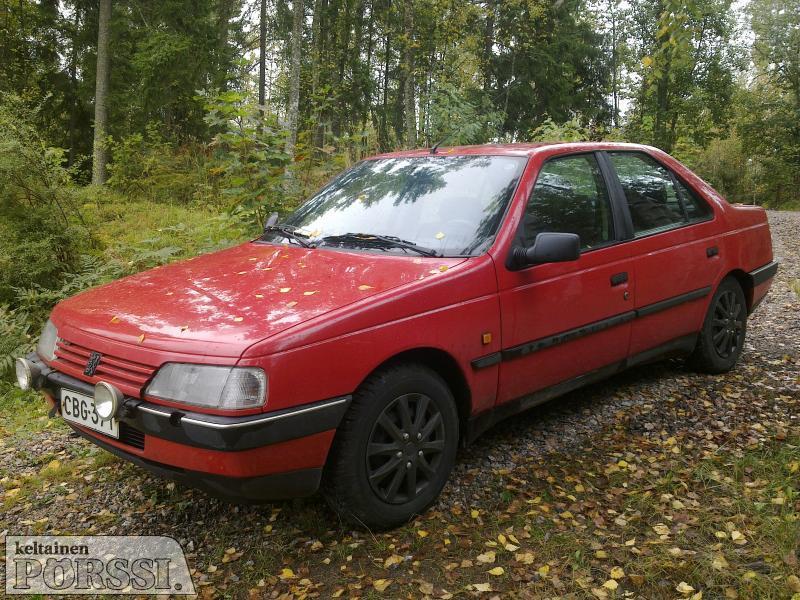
left=17, top=143, right=777, bottom=528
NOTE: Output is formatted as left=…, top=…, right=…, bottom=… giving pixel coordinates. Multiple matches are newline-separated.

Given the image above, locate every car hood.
left=53, top=242, right=467, bottom=357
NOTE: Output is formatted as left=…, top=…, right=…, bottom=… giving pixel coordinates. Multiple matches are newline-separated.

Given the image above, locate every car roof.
left=368, top=141, right=657, bottom=160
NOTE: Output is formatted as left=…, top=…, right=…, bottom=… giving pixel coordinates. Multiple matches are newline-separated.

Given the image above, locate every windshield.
left=261, top=155, right=527, bottom=257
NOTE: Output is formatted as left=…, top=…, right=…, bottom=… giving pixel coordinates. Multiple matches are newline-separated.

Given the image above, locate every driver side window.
left=522, top=154, right=615, bottom=250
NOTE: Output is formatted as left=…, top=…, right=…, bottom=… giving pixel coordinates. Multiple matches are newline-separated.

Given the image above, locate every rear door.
left=603, top=151, right=722, bottom=359
left=495, top=152, right=635, bottom=405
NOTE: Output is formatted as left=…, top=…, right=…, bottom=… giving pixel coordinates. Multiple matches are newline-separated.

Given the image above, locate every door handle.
left=706, top=246, right=719, bottom=258
left=610, top=272, right=628, bottom=286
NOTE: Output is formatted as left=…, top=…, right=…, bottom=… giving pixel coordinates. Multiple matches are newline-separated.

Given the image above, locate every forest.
left=0, top=0, right=798, bottom=371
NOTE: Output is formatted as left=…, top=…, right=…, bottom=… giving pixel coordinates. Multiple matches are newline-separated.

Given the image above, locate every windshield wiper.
left=262, top=225, right=315, bottom=248
left=320, top=233, right=441, bottom=257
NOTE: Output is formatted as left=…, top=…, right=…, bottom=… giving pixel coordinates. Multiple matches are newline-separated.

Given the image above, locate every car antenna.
left=429, top=132, right=453, bottom=155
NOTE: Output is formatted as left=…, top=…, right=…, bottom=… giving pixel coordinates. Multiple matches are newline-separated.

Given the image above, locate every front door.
left=496, top=152, right=635, bottom=405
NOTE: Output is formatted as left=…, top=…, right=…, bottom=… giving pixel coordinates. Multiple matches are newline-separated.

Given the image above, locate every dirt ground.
left=2, top=211, right=798, bottom=599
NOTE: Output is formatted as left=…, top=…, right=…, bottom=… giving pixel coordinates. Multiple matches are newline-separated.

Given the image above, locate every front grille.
left=119, top=422, right=146, bottom=450
left=52, top=339, right=156, bottom=397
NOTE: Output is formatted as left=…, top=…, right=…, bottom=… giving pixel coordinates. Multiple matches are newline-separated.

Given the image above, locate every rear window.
left=608, top=152, right=712, bottom=237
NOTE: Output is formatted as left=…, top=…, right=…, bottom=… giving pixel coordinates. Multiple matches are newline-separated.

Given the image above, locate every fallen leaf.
left=383, top=554, right=403, bottom=568
left=472, top=583, right=492, bottom=592
left=358, top=284, right=373, bottom=291
left=476, top=551, right=496, bottom=564
left=653, top=524, right=671, bottom=535
left=286, top=301, right=298, bottom=308
left=610, top=566, right=625, bottom=579
left=233, top=317, right=244, bottom=322
left=303, top=290, right=317, bottom=296
left=676, top=581, right=695, bottom=595
left=515, top=552, right=535, bottom=565
left=279, top=568, right=295, bottom=580
left=603, top=579, right=618, bottom=591
left=787, top=575, right=800, bottom=593
left=279, top=287, right=291, bottom=293
left=712, top=554, right=729, bottom=571
left=373, top=579, right=392, bottom=592
left=435, top=232, right=445, bottom=239
left=487, top=567, right=504, bottom=576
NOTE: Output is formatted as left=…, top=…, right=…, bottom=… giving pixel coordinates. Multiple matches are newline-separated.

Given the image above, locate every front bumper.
left=24, top=353, right=351, bottom=501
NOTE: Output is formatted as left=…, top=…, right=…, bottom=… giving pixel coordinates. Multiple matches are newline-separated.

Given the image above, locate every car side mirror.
left=512, top=232, right=581, bottom=268
left=264, top=212, right=279, bottom=231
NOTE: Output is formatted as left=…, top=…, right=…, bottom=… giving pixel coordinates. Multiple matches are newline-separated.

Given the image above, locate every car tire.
left=688, top=277, right=748, bottom=374
left=322, top=362, right=459, bottom=530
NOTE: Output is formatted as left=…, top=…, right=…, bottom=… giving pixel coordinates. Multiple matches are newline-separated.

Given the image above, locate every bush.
left=107, top=125, right=218, bottom=205
left=0, top=95, right=91, bottom=304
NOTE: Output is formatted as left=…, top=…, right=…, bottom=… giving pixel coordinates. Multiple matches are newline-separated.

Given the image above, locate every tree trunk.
left=67, top=7, right=80, bottom=167
left=402, top=1, right=416, bottom=148
left=310, top=0, right=324, bottom=151
left=482, top=0, right=495, bottom=94
left=379, top=29, right=390, bottom=151
left=286, top=0, right=304, bottom=159
left=258, top=0, right=267, bottom=116
left=92, top=0, right=111, bottom=185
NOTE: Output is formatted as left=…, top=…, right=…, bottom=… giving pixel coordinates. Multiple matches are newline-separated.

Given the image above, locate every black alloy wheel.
left=689, top=276, right=748, bottom=374
left=322, top=363, right=459, bottom=530
left=366, top=392, right=446, bottom=504
left=710, top=288, right=745, bottom=359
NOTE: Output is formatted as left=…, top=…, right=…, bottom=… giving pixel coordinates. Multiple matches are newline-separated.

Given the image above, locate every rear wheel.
left=322, top=363, right=459, bottom=530
left=688, top=277, right=747, bottom=373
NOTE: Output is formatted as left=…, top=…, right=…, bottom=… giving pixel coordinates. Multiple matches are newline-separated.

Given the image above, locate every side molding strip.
left=748, top=261, right=779, bottom=287
left=471, top=286, right=712, bottom=369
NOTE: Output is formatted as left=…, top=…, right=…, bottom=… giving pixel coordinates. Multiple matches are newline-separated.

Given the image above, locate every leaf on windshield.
left=435, top=232, right=446, bottom=240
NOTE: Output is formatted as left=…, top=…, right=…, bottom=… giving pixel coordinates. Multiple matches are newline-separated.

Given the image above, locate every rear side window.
left=523, top=154, right=614, bottom=250
left=608, top=152, right=711, bottom=237
left=675, top=178, right=712, bottom=221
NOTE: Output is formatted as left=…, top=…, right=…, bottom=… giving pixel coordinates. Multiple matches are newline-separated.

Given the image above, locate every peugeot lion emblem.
left=84, top=351, right=102, bottom=377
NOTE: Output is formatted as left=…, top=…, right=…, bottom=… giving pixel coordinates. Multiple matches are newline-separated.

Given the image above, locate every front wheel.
left=688, top=277, right=747, bottom=373
left=322, top=363, right=459, bottom=530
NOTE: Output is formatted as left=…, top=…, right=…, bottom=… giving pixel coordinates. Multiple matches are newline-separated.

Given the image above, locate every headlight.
left=36, top=319, right=59, bottom=362
left=145, top=363, right=267, bottom=411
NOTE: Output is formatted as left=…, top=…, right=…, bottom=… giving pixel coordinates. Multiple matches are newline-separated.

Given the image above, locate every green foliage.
left=427, top=83, right=503, bottom=146
left=107, top=126, right=216, bottom=205
left=202, top=90, right=292, bottom=226
left=0, top=305, right=35, bottom=378
left=0, top=95, right=90, bottom=303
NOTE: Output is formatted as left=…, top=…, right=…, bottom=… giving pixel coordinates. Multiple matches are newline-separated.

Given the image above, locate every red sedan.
left=17, top=142, right=777, bottom=528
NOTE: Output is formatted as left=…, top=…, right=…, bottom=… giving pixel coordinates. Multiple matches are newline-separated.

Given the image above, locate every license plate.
left=60, top=389, right=119, bottom=439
